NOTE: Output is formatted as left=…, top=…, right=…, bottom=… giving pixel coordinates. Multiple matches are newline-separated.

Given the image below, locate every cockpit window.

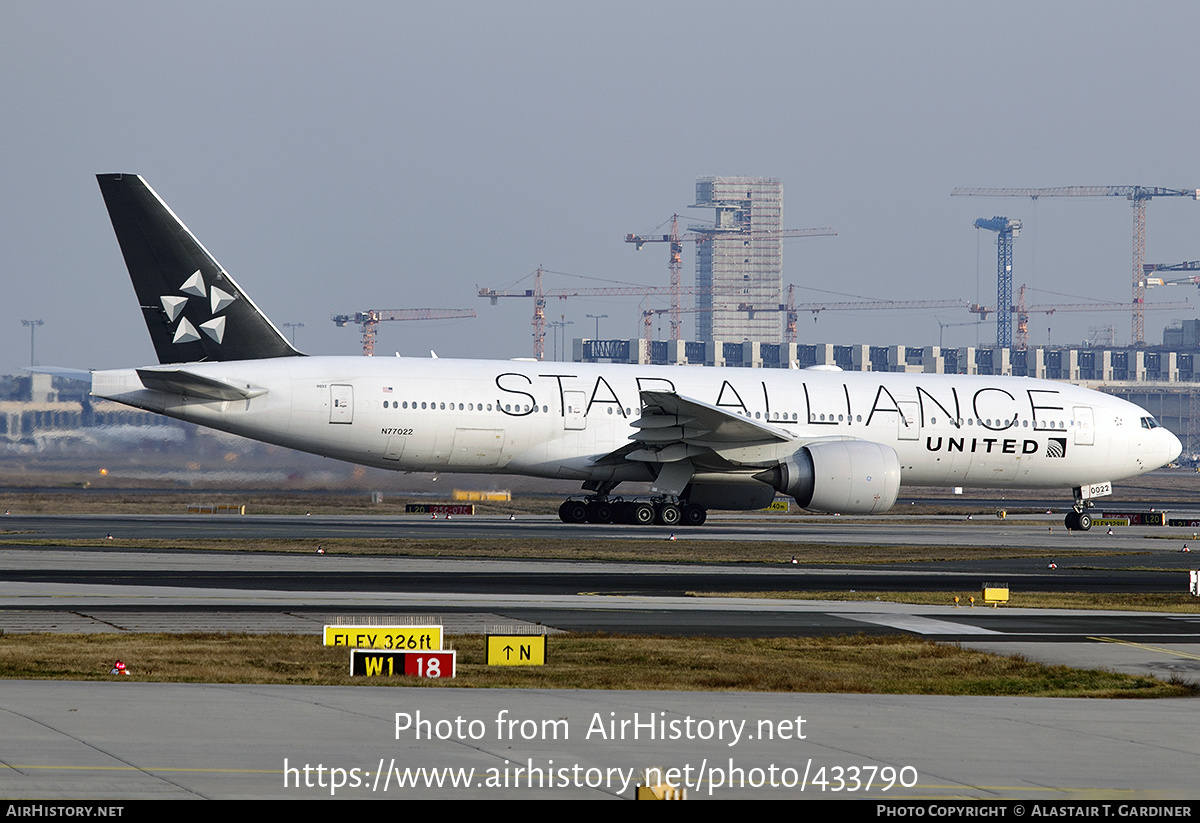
left=1141, top=416, right=1161, bottom=429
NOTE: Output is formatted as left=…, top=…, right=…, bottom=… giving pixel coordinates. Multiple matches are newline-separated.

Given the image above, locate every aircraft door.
left=382, top=435, right=406, bottom=461
left=329, top=384, right=354, bottom=424
left=897, top=401, right=920, bottom=441
left=1073, top=406, right=1095, bottom=446
left=564, top=390, right=586, bottom=430
left=448, top=428, right=504, bottom=467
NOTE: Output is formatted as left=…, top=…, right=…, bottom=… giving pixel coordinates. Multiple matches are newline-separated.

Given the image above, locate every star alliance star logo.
left=161, top=270, right=238, bottom=345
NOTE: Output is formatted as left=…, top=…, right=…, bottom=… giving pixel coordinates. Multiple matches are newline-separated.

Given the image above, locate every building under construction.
left=694, top=177, right=785, bottom=343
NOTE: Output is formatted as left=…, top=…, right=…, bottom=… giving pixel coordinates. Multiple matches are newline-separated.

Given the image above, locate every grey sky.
left=4, top=1, right=1200, bottom=369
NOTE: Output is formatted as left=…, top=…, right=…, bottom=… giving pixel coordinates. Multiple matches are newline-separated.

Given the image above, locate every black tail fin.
left=97, top=174, right=302, bottom=364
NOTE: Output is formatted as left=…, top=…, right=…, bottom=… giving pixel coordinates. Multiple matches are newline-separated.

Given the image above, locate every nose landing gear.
left=1063, top=485, right=1097, bottom=531
left=1064, top=510, right=1092, bottom=531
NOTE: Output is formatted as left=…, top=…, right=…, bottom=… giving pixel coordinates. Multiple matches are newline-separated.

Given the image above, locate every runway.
left=1, top=513, right=1199, bottom=800
left=6, top=510, right=1200, bottom=550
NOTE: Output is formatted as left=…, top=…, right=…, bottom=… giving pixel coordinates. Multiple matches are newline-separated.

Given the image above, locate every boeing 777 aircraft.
left=85, top=174, right=1182, bottom=530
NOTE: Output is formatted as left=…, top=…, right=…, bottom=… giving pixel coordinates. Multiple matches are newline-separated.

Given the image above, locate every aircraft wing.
left=616, top=390, right=902, bottom=510
left=624, top=390, right=797, bottom=465
left=135, top=367, right=269, bottom=401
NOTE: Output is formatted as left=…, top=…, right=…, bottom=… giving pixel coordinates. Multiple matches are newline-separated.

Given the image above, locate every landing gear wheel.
left=1065, top=511, right=1092, bottom=531
left=586, top=501, right=614, bottom=524
left=656, top=503, right=682, bottom=526
left=559, top=500, right=588, bottom=524
left=682, top=504, right=707, bottom=526
left=628, top=502, right=656, bottom=525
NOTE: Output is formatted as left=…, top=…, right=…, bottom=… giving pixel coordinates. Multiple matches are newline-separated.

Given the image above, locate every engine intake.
left=755, top=440, right=901, bottom=514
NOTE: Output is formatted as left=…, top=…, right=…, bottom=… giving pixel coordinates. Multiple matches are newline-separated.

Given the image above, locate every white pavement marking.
left=840, top=612, right=1001, bottom=634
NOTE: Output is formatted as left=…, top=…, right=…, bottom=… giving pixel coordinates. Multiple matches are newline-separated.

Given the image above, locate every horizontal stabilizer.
left=135, top=368, right=268, bottom=401
left=23, top=367, right=91, bottom=383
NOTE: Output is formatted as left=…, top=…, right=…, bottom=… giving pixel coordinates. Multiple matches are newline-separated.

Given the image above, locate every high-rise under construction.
left=693, top=176, right=783, bottom=343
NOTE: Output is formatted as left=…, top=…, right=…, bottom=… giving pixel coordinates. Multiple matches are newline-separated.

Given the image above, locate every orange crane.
left=332, top=308, right=478, bottom=356
left=625, top=215, right=836, bottom=340
left=951, top=186, right=1199, bottom=345
left=479, top=267, right=714, bottom=360
left=969, top=285, right=1193, bottom=350
left=641, top=305, right=711, bottom=342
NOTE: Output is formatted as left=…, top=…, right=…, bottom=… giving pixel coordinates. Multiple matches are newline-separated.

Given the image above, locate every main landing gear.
left=557, top=497, right=708, bottom=526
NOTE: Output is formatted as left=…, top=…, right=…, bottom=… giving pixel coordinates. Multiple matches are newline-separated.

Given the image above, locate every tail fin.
left=96, top=174, right=302, bottom=364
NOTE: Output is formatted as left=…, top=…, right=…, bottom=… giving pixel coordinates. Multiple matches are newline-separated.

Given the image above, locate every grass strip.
left=0, top=536, right=1150, bottom=565
left=0, top=632, right=1191, bottom=697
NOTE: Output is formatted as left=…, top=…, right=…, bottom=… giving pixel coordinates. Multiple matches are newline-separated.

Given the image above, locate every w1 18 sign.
left=350, top=650, right=456, bottom=678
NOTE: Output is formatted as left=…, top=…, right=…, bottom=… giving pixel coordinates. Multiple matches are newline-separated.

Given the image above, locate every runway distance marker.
left=486, top=635, right=547, bottom=666
left=1100, top=510, right=1165, bottom=526
left=324, top=624, right=442, bottom=650
left=350, top=650, right=456, bottom=678
left=404, top=504, right=475, bottom=515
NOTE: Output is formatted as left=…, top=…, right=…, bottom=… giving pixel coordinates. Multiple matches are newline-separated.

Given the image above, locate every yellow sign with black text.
left=486, top=635, right=547, bottom=666
left=324, top=625, right=442, bottom=651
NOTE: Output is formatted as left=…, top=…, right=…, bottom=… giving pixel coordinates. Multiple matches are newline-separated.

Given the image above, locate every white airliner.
left=85, top=174, right=1182, bottom=531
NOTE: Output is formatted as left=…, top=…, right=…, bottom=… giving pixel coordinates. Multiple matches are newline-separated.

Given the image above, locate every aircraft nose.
left=1166, top=429, right=1183, bottom=464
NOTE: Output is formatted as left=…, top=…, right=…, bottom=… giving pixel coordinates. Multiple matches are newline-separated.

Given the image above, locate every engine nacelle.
left=683, top=474, right=779, bottom=510
left=756, top=440, right=901, bottom=514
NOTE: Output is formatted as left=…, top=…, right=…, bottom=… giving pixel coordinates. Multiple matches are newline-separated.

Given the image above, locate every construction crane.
left=952, top=186, right=1200, bottom=345
left=479, top=267, right=713, bottom=360
left=332, top=308, right=478, bottom=356
left=641, top=305, right=711, bottom=342
left=936, top=317, right=986, bottom=348
left=643, top=291, right=969, bottom=344
left=737, top=292, right=970, bottom=340
left=970, top=284, right=1193, bottom=350
left=1144, top=261, right=1200, bottom=288
left=625, top=215, right=836, bottom=341
left=973, top=216, right=1021, bottom=347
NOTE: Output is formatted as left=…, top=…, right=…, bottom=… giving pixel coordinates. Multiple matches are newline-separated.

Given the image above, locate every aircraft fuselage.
left=92, top=356, right=1177, bottom=493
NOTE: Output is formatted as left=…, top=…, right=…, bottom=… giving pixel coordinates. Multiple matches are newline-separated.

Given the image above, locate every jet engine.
left=755, top=440, right=901, bottom=514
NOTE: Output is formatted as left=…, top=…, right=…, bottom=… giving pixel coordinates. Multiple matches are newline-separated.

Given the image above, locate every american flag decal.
left=382, top=387, right=393, bottom=394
